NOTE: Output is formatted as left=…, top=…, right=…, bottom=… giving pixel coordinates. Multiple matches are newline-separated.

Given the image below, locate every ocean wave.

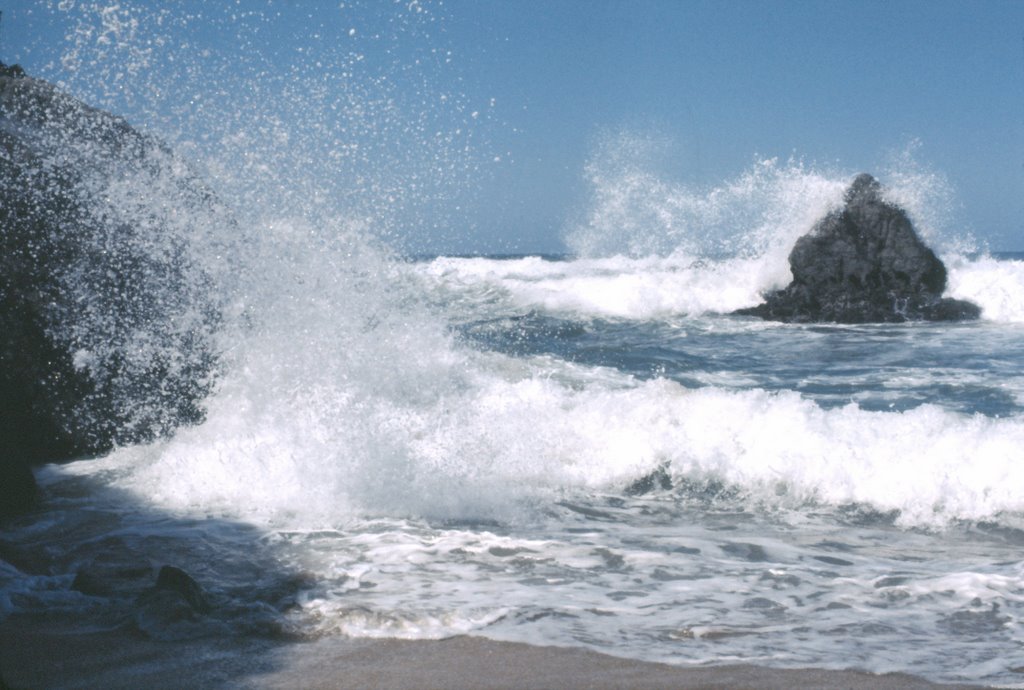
left=60, top=353, right=1024, bottom=530
left=947, top=254, right=1024, bottom=323
left=419, top=252, right=1024, bottom=323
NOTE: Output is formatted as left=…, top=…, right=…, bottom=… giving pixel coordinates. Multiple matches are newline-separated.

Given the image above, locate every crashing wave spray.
left=565, top=130, right=847, bottom=262
left=17, top=2, right=528, bottom=524
left=21, top=3, right=1024, bottom=533
left=567, top=131, right=976, bottom=262
left=40, top=1, right=492, bottom=248
left=0, top=64, right=231, bottom=462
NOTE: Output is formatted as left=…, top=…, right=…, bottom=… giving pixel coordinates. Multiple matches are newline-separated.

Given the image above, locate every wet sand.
left=0, top=614, right=989, bottom=690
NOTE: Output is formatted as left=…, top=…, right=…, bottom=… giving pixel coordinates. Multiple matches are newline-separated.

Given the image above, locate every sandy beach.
left=0, top=614, right=990, bottom=690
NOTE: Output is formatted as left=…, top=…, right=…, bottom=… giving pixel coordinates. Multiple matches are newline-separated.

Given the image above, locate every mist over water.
left=6, top=4, right=1024, bottom=686
left=567, top=134, right=843, bottom=263
left=25, top=0, right=518, bottom=521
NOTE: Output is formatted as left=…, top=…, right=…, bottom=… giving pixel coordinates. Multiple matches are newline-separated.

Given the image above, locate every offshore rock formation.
left=0, top=63, right=230, bottom=515
left=735, top=173, right=980, bottom=324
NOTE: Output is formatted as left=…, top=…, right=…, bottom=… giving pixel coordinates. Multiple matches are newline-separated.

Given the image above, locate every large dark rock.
left=735, top=173, right=980, bottom=323
left=0, top=64, right=230, bottom=515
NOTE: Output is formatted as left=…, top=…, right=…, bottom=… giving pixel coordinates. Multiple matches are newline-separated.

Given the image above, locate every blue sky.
left=4, top=1, right=1023, bottom=253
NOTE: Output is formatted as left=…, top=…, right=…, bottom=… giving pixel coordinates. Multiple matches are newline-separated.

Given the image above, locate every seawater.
left=5, top=249, right=1024, bottom=686
left=3, top=4, right=1024, bottom=687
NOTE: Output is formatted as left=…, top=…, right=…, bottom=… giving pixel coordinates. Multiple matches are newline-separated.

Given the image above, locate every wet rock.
left=0, top=463, right=37, bottom=520
left=624, top=464, right=673, bottom=496
left=0, top=62, right=24, bottom=79
left=0, top=663, right=13, bottom=690
left=152, top=565, right=211, bottom=614
left=735, top=173, right=980, bottom=323
left=0, top=64, right=230, bottom=512
left=132, top=566, right=213, bottom=638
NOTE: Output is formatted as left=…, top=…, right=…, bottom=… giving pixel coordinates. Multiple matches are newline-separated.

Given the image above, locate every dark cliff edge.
left=734, top=173, right=980, bottom=324
left=0, top=63, right=232, bottom=517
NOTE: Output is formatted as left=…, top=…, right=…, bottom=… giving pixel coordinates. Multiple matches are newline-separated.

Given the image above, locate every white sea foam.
left=421, top=251, right=1024, bottom=323
left=422, top=254, right=776, bottom=318
left=947, top=254, right=1024, bottom=323
left=70, top=346, right=1024, bottom=531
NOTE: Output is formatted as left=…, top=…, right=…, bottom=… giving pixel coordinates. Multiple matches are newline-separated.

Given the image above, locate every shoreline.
left=0, top=614, right=990, bottom=689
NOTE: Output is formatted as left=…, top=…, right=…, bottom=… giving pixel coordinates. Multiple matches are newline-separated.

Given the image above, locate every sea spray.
left=881, top=138, right=979, bottom=256
left=38, top=1, right=493, bottom=251
left=13, top=2, right=1020, bottom=530
left=565, top=131, right=847, bottom=266
left=947, top=254, right=1024, bottom=322
left=14, top=1, right=505, bottom=521
left=0, top=68, right=232, bottom=462
left=564, top=133, right=982, bottom=312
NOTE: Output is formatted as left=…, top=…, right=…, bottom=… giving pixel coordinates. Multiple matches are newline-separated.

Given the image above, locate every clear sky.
left=4, top=1, right=1023, bottom=254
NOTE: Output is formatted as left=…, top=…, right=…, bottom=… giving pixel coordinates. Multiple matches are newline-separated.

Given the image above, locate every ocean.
left=4, top=242, right=1024, bottom=686
left=3, top=4, right=1024, bottom=687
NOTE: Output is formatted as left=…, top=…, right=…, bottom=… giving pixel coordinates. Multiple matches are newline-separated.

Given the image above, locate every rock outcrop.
left=1, top=64, right=230, bottom=515
left=132, top=565, right=212, bottom=637
left=151, top=565, right=212, bottom=614
left=735, top=173, right=980, bottom=323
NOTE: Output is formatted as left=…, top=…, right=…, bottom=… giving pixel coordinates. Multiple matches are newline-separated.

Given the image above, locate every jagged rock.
left=735, top=173, right=980, bottom=323
left=0, top=63, right=231, bottom=514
